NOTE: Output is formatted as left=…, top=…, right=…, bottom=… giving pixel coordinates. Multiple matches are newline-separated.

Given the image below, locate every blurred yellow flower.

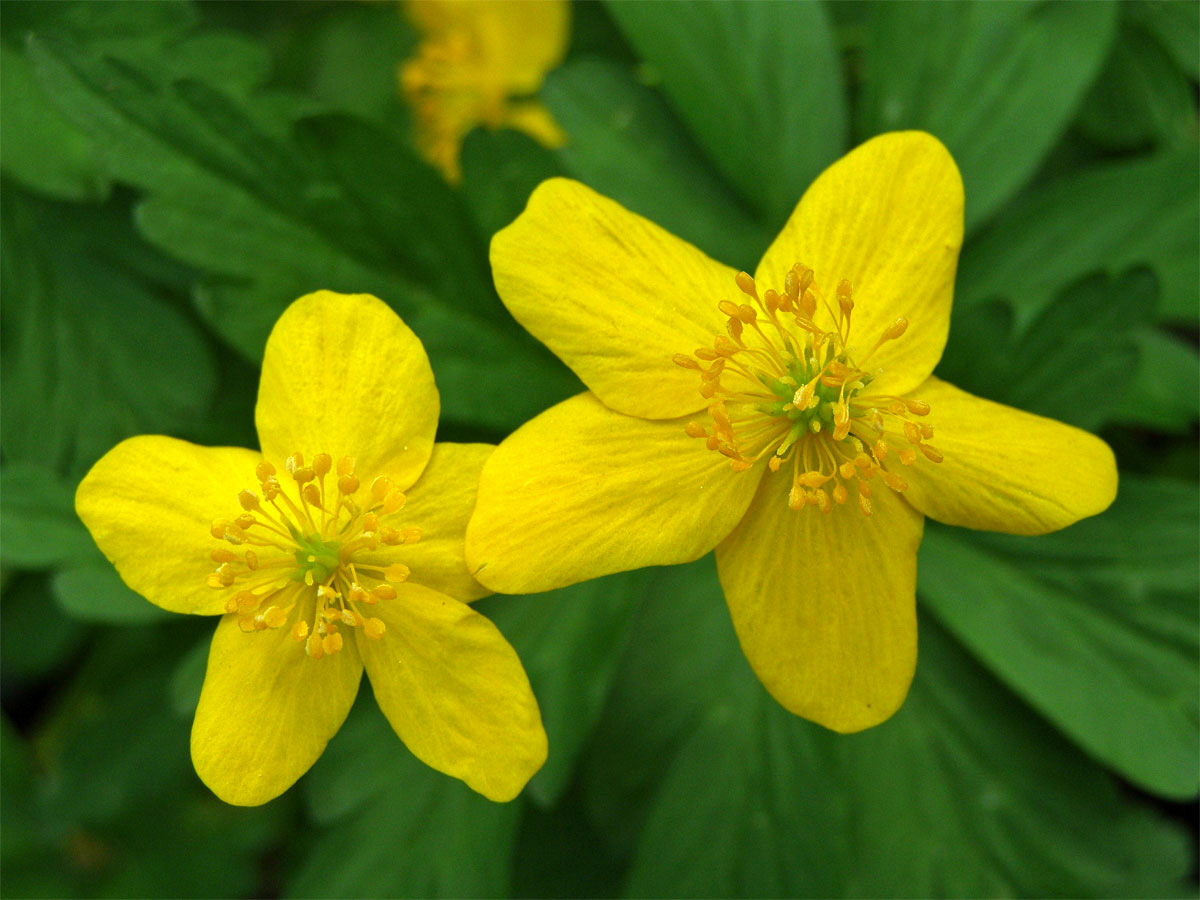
left=400, top=0, right=569, bottom=182
left=77, top=291, right=546, bottom=805
left=466, top=132, right=1118, bottom=733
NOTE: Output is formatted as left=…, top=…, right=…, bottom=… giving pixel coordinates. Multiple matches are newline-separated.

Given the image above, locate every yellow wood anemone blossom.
left=400, top=0, right=569, bottom=183
left=76, top=291, right=547, bottom=805
left=465, top=132, right=1119, bottom=733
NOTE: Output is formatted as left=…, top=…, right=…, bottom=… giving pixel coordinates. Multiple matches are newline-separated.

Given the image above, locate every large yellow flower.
left=465, top=132, right=1118, bottom=733
left=400, top=0, right=569, bottom=183
left=76, top=291, right=546, bottom=805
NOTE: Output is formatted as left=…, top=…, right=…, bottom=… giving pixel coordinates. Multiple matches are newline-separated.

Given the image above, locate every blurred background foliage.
left=1, top=1, right=1197, bottom=897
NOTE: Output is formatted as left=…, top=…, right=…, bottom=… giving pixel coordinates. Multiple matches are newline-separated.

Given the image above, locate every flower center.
left=674, top=265, right=943, bottom=514
left=206, top=452, right=421, bottom=659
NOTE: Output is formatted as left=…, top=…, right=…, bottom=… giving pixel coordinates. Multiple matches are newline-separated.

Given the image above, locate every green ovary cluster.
left=757, top=355, right=871, bottom=444
left=290, top=533, right=342, bottom=585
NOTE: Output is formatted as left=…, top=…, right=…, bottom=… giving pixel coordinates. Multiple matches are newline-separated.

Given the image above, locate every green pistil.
left=291, top=533, right=342, bottom=583
left=755, top=352, right=875, bottom=448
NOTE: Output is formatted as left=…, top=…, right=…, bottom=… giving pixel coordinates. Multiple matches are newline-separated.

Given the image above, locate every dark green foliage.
left=1, top=1, right=1195, bottom=897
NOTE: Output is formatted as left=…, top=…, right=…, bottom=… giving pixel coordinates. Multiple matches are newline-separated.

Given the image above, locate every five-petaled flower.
left=465, top=132, right=1119, bottom=732
left=77, top=291, right=547, bottom=805
left=400, top=0, right=568, bottom=183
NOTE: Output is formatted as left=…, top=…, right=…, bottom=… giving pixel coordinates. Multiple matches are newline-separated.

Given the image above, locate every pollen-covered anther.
left=674, top=265, right=945, bottom=514
left=205, top=451, right=422, bottom=658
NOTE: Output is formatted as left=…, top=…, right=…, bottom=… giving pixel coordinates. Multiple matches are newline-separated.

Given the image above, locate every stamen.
left=674, top=266, right=943, bottom=514
left=204, top=450, right=422, bottom=659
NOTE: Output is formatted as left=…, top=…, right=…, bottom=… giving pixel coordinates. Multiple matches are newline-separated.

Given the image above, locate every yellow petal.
left=256, top=291, right=438, bottom=493
left=357, top=582, right=546, bottom=802
left=491, top=179, right=736, bottom=419
left=502, top=100, right=566, bottom=149
left=755, top=132, right=964, bottom=396
left=899, top=377, right=1118, bottom=535
left=715, top=474, right=924, bottom=732
left=75, top=436, right=264, bottom=616
left=466, top=392, right=761, bottom=594
left=353, top=442, right=493, bottom=602
left=191, top=611, right=363, bottom=806
left=405, top=0, right=569, bottom=93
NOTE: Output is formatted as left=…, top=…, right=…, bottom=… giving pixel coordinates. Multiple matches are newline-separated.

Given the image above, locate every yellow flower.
left=76, top=291, right=547, bottom=805
left=465, top=132, right=1118, bottom=733
left=400, top=0, right=569, bottom=183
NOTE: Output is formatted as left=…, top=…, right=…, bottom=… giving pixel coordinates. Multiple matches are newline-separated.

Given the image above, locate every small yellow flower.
left=400, top=0, right=569, bottom=182
left=465, top=132, right=1118, bottom=732
left=77, top=291, right=547, bottom=805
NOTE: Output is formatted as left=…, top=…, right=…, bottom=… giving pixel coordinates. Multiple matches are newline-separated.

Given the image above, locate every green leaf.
left=269, top=1, right=414, bottom=125
left=605, top=0, right=846, bottom=227
left=0, top=44, right=108, bottom=201
left=291, top=699, right=521, bottom=899
left=856, top=0, right=1119, bottom=230
left=480, top=570, right=647, bottom=807
left=28, top=36, right=577, bottom=431
left=583, top=558, right=1192, bottom=896
left=919, top=476, right=1200, bottom=799
left=541, top=58, right=770, bottom=269
left=1111, top=328, right=1200, bottom=433
left=1075, top=21, right=1198, bottom=151
left=0, top=573, right=88, bottom=686
left=460, top=129, right=564, bottom=241
left=52, top=563, right=172, bottom=625
left=168, top=633, right=209, bottom=718
left=957, top=148, right=1199, bottom=324
left=0, top=463, right=95, bottom=569
left=0, top=188, right=218, bottom=476
left=37, top=626, right=199, bottom=827
left=1126, top=0, right=1200, bottom=80
left=937, top=270, right=1149, bottom=432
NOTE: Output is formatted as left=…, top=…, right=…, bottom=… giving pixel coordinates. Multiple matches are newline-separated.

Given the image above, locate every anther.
left=881, top=318, right=909, bottom=341
left=384, top=564, right=410, bottom=583
left=238, top=490, right=259, bottom=511
left=383, top=491, right=406, bottom=514
left=293, top=466, right=315, bottom=484
left=306, top=631, right=324, bottom=659
left=322, top=633, right=343, bottom=655
left=256, top=461, right=276, bottom=482
left=338, top=475, right=360, bottom=495
left=372, top=584, right=397, bottom=601
left=920, top=444, right=943, bottom=463
left=685, top=422, right=707, bottom=438
left=312, top=453, right=332, bottom=477
left=735, top=271, right=758, bottom=299
left=286, top=453, right=304, bottom=474
left=836, top=280, right=854, bottom=319
left=903, top=421, right=922, bottom=444
left=674, top=354, right=701, bottom=370
left=302, top=483, right=321, bottom=505
left=371, top=477, right=392, bottom=500
left=906, top=399, right=931, bottom=416
left=292, top=621, right=309, bottom=642
left=364, top=618, right=386, bottom=639
left=784, top=269, right=800, bottom=303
